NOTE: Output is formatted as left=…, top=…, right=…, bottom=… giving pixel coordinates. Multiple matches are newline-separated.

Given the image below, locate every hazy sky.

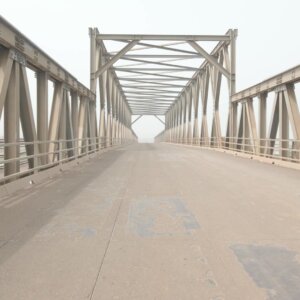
left=1, top=0, right=300, bottom=142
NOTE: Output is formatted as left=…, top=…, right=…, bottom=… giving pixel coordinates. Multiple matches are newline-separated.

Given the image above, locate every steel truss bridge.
left=1, top=16, right=300, bottom=300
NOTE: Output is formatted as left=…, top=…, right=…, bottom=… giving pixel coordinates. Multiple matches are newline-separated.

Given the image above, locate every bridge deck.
left=1, top=143, right=300, bottom=300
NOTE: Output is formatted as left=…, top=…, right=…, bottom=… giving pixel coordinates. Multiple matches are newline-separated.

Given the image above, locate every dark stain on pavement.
left=231, top=244, right=300, bottom=299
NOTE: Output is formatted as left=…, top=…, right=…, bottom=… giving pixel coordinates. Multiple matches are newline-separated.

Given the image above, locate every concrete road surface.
left=1, top=143, right=300, bottom=300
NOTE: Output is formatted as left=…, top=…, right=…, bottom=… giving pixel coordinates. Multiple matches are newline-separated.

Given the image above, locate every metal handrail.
left=161, top=137, right=300, bottom=163
left=0, top=137, right=133, bottom=184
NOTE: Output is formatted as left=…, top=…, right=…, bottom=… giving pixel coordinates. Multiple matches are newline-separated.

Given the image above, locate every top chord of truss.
left=97, top=34, right=231, bottom=41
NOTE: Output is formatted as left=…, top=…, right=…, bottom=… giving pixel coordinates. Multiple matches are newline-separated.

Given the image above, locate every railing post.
left=33, top=141, right=38, bottom=174
left=58, top=140, right=62, bottom=166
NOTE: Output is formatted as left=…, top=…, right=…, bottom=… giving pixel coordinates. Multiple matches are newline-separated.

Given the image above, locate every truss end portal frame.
left=89, top=29, right=237, bottom=134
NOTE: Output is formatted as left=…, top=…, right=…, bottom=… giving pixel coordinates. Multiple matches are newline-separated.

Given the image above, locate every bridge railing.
left=159, top=137, right=300, bottom=163
left=156, top=64, right=300, bottom=165
left=0, top=137, right=131, bottom=184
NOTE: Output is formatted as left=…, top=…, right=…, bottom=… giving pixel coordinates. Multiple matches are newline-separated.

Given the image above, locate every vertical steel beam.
left=171, top=104, right=176, bottom=142
left=126, top=106, right=130, bottom=139
left=176, top=102, right=180, bottom=142
left=231, top=102, right=238, bottom=148
left=89, top=100, right=97, bottom=150
left=236, top=103, right=243, bottom=151
left=115, top=91, right=120, bottom=140
left=242, top=103, right=249, bottom=152
left=227, top=30, right=237, bottom=147
left=120, top=97, right=124, bottom=140
left=71, top=91, right=78, bottom=156
left=48, top=82, right=63, bottom=162
left=179, top=96, right=184, bottom=142
left=265, top=92, right=280, bottom=156
left=169, top=110, right=172, bottom=142
left=121, top=101, right=125, bottom=140
left=37, top=71, right=48, bottom=165
left=0, top=49, right=13, bottom=117
left=78, top=96, right=87, bottom=154
left=98, top=48, right=106, bottom=145
left=164, top=112, right=168, bottom=141
left=170, top=107, right=175, bottom=142
left=85, top=100, right=92, bottom=151
left=229, top=29, right=237, bottom=96
left=284, top=85, right=300, bottom=138
left=283, top=84, right=300, bottom=160
left=4, top=61, right=20, bottom=176
left=210, top=53, right=223, bottom=147
left=20, top=66, right=38, bottom=169
left=192, top=77, right=200, bottom=142
left=172, top=104, right=176, bottom=142
left=65, top=91, right=75, bottom=157
left=106, top=71, right=112, bottom=146
left=58, top=89, right=67, bottom=156
left=279, top=91, right=289, bottom=158
left=259, top=93, right=267, bottom=154
left=182, top=93, right=187, bottom=142
left=89, top=28, right=98, bottom=94
left=187, top=87, right=193, bottom=143
left=200, top=68, right=209, bottom=146
left=245, top=99, right=259, bottom=154
left=124, top=104, right=128, bottom=139
left=111, top=82, right=116, bottom=142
